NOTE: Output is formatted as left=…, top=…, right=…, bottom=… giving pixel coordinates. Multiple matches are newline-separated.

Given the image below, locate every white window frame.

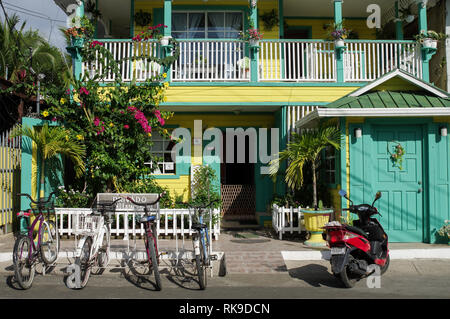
left=145, top=131, right=176, bottom=175
left=172, top=11, right=244, bottom=39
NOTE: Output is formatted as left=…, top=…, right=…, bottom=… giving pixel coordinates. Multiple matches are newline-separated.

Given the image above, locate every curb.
left=281, top=248, right=450, bottom=261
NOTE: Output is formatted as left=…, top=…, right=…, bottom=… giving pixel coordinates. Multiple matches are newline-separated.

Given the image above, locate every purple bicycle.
left=13, top=192, right=59, bottom=289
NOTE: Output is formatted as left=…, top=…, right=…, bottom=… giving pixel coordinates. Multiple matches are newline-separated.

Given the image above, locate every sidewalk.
left=1, top=229, right=449, bottom=274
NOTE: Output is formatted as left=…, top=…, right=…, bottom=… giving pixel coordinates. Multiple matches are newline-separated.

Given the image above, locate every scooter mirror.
left=338, top=190, right=347, bottom=198
left=375, top=191, right=382, bottom=200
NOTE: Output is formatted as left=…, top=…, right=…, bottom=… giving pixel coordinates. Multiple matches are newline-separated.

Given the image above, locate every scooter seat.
left=345, top=225, right=368, bottom=238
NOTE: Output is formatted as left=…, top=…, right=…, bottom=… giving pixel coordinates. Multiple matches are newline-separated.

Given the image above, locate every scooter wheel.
left=380, top=254, right=390, bottom=275
left=339, top=256, right=360, bottom=288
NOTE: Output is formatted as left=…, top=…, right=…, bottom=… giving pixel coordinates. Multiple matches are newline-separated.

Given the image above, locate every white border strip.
left=282, top=248, right=450, bottom=261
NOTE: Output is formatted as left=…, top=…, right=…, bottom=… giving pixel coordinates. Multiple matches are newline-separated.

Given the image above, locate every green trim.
left=395, top=1, right=404, bottom=40
left=284, top=16, right=368, bottom=21
left=339, top=117, right=347, bottom=212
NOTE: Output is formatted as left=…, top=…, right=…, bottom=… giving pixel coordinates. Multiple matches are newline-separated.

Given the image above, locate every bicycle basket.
left=74, top=213, right=102, bottom=235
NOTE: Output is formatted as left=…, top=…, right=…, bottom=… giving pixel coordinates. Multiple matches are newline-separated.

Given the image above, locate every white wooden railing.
left=172, top=39, right=249, bottom=81
left=343, top=40, right=422, bottom=82
left=55, top=208, right=221, bottom=240
left=259, top=40, right=336, bottom=82
left=272, top=204, right=305, bottom=240
left=84, top=39, right=423, bottom=83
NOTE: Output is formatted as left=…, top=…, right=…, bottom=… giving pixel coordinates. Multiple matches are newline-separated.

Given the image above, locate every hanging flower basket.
left=388, top=141, right=405, bottom=170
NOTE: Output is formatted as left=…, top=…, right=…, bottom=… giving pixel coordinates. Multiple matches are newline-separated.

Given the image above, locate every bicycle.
left=13, top=192, right=59, bottom=290
left=70, top=197, right=121, bottom=289
left=123, top=192, right=165, bottom=291
left=186, top=199, right=219, bottom=290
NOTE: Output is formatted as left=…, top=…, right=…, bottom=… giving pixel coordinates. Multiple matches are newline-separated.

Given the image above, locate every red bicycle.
left=124, top=192, right=166, bottom=291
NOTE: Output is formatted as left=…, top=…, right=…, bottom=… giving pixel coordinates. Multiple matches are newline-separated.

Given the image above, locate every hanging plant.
left=388, top=141, right=405, bottom=170
left=134, top=10, right=152, bottom=27
left=260, top=9, right=279, bottom=31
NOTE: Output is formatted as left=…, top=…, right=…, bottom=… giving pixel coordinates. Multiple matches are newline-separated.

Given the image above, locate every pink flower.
left=124, top=124, right=129, bottom=129
left=94, top=117, right=100, bottom=126
left=51, top=117, right=57, bottom=122
left=79, top=87, right=89, bottom=95
left=89, top=40, right=104, bottom=48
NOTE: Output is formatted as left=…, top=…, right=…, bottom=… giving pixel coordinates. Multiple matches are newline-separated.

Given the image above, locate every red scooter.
left=323, top=190, right=390, bottom=288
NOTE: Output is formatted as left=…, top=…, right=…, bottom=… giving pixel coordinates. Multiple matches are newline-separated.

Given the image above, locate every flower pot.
left=301, top=208, right=333, bottom=247
left=160, top=36, right=171, bottom=46
left=334, top=39, right=345, bottom=48
left=422, top=38, right=438, bottom=49
left=71, top=37, right=84, bottom=47
left=249, top=39, right=259, bottom=47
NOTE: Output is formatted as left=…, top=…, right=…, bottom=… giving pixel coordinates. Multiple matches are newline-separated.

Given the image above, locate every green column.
left=69, top=1, right=84, bottom=80
left=334, top=0, right=344, bottom=82
left=163, top=0, right=172, bottom=82
left=164, top=0, right=172, bottom=35
left=249, top=0, right=259, bottom=82
left=395, top=1, right=404, bottom=40
left=417, top=0, right=433, bottom=82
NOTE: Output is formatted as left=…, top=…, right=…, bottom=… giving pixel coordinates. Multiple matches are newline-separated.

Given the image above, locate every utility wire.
left=3, top=4, right=66, bottom=23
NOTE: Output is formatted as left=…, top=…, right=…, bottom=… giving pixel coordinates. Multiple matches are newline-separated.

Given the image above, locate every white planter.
left=249, top=39, right=259, bottom=47
left=422, top=38, right=438, bottom=49
left=335, top=39, right=345, bottom=48
left=160, top=36, right=171, bottom=46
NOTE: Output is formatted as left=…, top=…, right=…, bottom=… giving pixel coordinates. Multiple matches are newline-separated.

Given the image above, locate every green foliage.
left=134, top=10, right=152, bottom=27
left=260, top=9, right=279, bottom=31
left=270, top=122, right=341, bottom=208
left=55, top=185, right=91, bottom=208
left=190, top=165, right=221, bottom=209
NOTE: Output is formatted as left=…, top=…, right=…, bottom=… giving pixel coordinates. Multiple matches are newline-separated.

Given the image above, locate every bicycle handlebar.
left=17, top=192, right=56, bottom=205
left=125, top=192, right=166, bottom=207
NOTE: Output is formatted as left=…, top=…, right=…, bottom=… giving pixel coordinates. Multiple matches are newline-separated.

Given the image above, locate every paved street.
left=0, top=259, right=449, bottom=299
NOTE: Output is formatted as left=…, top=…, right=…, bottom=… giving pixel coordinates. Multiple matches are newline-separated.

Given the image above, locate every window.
left=146, top=131, right=176, bottom=174
left=172, top=11, right=243, bottom=39
left=324, top=146, right=336, bottom=185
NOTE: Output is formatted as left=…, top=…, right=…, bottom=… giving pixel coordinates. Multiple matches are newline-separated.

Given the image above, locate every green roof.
left=324, top=91, right=450, bottom=109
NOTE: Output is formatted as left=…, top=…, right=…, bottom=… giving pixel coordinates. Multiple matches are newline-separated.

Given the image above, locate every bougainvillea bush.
left=7, top=21, right=181, bottom=204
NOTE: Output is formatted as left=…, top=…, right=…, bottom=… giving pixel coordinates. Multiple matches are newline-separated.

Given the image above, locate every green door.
left=369, top=125, right=424, bottom=242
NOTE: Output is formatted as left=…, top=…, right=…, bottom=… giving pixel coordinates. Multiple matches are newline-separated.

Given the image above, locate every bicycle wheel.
left=95, top=225, right=110, bottom=270
left=194, top=233, right=206, bottom=290
left=13, top=236, right=35, bottom=290
left=145, top=234, right=162, bottom=291
left=75, top=236, right=92, bottom=289
left=40, top=220, right=59, bottom=265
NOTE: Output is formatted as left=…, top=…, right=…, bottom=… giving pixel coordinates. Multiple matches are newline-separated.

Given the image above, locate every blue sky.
left=0, top=0, right=69, bottom=51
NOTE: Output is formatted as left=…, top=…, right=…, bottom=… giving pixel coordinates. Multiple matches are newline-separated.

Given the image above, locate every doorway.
left=284, top=26, right=312, bottom=79
left=220, top=130, right=256, bottom=220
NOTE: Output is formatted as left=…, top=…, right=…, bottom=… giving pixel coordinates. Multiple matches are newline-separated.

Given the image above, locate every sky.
left=0, top=0, right=69, bottom=52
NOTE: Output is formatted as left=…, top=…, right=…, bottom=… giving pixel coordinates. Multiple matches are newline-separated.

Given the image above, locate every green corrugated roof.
left=325, top=91, right=450, bottom=109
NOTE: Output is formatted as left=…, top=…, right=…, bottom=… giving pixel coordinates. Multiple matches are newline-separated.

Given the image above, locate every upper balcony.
left=57, top=0, right=438, bottom=85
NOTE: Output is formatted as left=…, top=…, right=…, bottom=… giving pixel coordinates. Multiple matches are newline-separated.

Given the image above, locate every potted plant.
left=269, top=122, right=341, bottom=247
left=237, top=56, right=251, bottom=76
left=134, top=9, right=152, bottom=28
left=437, top=220, right=450, bottom=244
left=84, top=0, right=102, bottom=20
left=239, top=28, right=263, bottom=46
left=415, top=30, right=447, bottom=49
left=327, top=22, right=351, bottom=48
left=64, top=16, right=94, bottom=47
left=260, top=9, right=279, bottom=31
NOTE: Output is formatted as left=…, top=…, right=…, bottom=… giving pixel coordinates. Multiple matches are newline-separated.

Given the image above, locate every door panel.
left=369, top=125, right=423, bottom=242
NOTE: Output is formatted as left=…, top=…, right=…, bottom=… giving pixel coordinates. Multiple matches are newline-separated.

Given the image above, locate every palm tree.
left=12, top=123, right=86, bottom=197
left=269, top=123, right=341, bottom=209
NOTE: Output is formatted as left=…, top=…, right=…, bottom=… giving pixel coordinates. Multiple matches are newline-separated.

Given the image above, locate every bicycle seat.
left=138, top=215, right=156, bottom=223
left=192, top=223, right=207, bottom=231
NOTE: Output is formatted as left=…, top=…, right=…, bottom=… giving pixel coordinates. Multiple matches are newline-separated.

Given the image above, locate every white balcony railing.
left=343, top=40, right=422, bottom=82
left=83, top=39, right=422, bottom=83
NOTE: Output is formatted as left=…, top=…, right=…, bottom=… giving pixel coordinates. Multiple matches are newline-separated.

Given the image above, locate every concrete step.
left=222, top=251, right=287, bottom=274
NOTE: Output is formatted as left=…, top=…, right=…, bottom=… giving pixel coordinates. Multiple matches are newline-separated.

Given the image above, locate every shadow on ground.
left=288, top=263, right=343, bottom=288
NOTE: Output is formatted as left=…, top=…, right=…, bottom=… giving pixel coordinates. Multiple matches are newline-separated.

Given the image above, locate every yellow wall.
left=164, top=86, right=360, bottom=104
left=285, top=18, right=376, bottom=40
left=153, top=113, right=275, bottom=198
